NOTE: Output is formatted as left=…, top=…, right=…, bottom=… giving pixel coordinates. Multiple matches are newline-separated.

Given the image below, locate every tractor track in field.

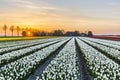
left=27, top=38, right=71, bottom=80
left=75, top=39, right=93, bottom=80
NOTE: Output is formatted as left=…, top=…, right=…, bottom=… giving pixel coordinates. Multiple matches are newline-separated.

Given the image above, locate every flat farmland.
left=0, top=36, right=57, bottom=42
left=0, top=37, right=119, bottom=80
left=91, top=36, right=120, bottom=41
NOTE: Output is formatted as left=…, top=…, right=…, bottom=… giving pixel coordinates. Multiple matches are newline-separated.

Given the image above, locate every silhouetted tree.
left=40, top=31, right=47, bottom=36
left=10, top=25, right=14, bottom=36
left=48, top=32, right=53, bottom=36
left=88, top=31, right=93, bottom=37
left=16, top=26, right=20, bottom=36
left=33, top=31, right=40, bottom=36
left=3, top=24, right=7, bottom=37
left=53, top=30, right=64, bottom=36
left=22, top=31, right=27, bottom=36
left=74, top=31, right=80, bottom=36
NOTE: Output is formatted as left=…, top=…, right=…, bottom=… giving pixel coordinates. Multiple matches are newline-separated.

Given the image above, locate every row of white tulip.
left=0, top=38, right=46, bottom=48
left=38, top=38, right=79, bottom=80
left=0, top=37, right=63, bottom=48
left=0, top=38, right=69, bottom=80
left=76, top=38, right=120, bottom=80
left=0, top=38, right=65, bottom=66
left=87, top=37, right=120, bottom=46
left=0, top=38, right=64, bottom=55
left=79, top=37, right=120, bottom=61
left=82, top=37, right=120, bottom=50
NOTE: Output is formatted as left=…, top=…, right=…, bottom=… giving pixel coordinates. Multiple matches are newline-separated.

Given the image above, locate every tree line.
left=22, top=29, right=93, bottom=37
left=1, top=24, right=37, bottom=37
left=2, top=24, right=21, bottom=37
left=1, top=24, right=93, bottom=37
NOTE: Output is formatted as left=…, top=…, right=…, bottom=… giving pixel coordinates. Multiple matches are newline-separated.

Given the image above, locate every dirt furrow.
left=27, top=38, right=71, bottom=80
left=75, top=39, right=93, bottom=80
left=79, top=39, right=120, bottom=65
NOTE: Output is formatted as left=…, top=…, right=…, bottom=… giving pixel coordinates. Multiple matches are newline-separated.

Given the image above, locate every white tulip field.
left=0, top=37, right=119, bottom=80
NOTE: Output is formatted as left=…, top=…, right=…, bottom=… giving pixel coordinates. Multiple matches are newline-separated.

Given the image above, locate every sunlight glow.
left=0, top=0, right=120, bottom=35
left=27, top=32, right=33, bottom=37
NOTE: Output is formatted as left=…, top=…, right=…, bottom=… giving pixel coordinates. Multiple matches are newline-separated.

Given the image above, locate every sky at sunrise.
left=0, top=0, right=120, bottom=35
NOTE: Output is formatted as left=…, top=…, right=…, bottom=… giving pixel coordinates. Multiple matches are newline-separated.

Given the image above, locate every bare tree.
left=87, top=31, right=93, bottom=37
left=3, top=24, right=7, bottom=37
left=16, top=26, right=20, bottom=36
left=10, top=25, right=14, bottom=37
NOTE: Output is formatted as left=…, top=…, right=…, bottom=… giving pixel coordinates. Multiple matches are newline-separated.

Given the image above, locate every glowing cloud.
left=0, top=0, right=120, bottom=35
